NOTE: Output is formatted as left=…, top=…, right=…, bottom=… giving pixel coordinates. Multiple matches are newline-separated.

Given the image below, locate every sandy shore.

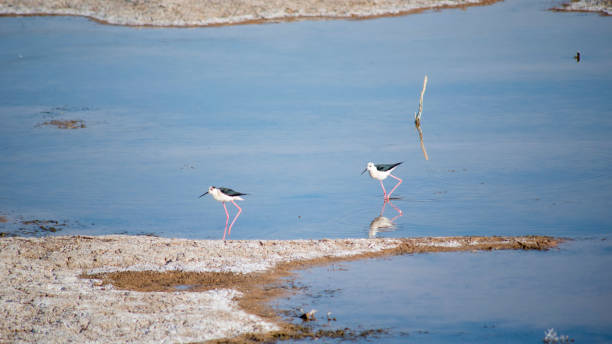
left=0, top=0, right=502, bottom=27
left=1, top=0, right=608, bottom=27
left=0, top=235, right=560, bottom=343
left=552, top=0, right=612, bottom=15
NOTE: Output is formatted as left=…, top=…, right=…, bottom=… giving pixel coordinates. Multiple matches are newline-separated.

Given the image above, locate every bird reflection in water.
left=369, top=199, right=403, bottom=238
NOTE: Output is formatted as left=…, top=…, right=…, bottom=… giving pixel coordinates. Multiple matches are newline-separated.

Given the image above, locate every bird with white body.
left=199, top=186, right=246, bottom=240
left=362, top=162, right=403, bottom=200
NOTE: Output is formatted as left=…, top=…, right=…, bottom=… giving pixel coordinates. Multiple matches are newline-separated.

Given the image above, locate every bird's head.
left=361, top=162, right=375, bottom=175
left=199, top=186, right=216, bottom=198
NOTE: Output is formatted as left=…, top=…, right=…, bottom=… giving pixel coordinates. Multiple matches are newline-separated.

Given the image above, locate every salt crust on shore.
left=0, top=235, right=401, bottom=343
left=2, top=0, right=608, bottom=27
left=0, top=0, right=497, bottom=26
left=554, top=0, right=612, bottom=15
left=0, top=235, right=557, bottom=343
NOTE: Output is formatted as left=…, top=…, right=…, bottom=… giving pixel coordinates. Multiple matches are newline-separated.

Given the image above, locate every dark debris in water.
left=0, top=217, right=89, bottom=237
left=299, top=309, right=317, bottom=321
left=211, top=323, right=389, bottom=343
left=36, top=119, right=86, bottom=129
left=115, top=230, right=159, bottom=237
left=35, top=106, right=93, bottom=129
left=22, top=219, right=66, bottom=233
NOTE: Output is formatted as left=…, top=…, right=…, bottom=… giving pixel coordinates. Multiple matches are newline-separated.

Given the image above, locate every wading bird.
left=362, top=162, right=403, bottom=200
left=199, top=186, right=246, bottom=240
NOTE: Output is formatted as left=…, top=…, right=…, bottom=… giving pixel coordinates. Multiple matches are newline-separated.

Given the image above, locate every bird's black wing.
left=376, top=162, right=403, bottom=172
left=219, top=187, right=247, bottom=197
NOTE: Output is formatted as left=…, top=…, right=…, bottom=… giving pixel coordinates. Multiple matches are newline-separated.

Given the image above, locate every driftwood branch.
left=415, top=75, right=428, bottom=123
left=414, top=75, right=429, bottom=160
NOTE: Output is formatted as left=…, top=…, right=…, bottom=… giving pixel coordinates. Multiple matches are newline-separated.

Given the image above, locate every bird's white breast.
left=211, top=189, right=233, bottom=202
left=368, top=168, right=389, bottom=181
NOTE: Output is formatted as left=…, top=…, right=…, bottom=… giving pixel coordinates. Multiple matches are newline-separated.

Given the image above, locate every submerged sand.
left=0, top=235, right=560, bottom=343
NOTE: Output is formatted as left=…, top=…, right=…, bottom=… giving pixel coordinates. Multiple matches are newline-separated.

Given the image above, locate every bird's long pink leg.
left=379, top=180, right=387, bottom=199
left=387, top=174, right=403, bottom=200
left=227, top=200, right=242, bottom=237
left=222, top=202, right=229, bottom=240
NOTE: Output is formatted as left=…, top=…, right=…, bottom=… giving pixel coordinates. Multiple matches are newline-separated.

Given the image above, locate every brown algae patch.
left=37, top=119, right=86, bottom=129
left=79, top=235, right=561, bottom=343
left=84, top=270, right=254, bottom=292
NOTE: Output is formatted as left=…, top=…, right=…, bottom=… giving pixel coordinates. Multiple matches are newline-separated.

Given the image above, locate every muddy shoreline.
left=0, top=235, right=560, bottom=343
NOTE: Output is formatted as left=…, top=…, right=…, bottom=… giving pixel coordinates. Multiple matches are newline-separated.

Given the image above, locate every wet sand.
left=0, top=235, right=560, bottom=343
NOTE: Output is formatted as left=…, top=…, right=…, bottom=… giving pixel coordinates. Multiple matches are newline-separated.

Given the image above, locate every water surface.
left=275, top=238, right=612, bottom=343
left=1, top=0, right=610, bottom=240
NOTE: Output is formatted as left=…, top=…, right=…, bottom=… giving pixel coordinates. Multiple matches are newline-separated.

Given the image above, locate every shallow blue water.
left=1, top=0, right=611, bottom=240
left=275, top=238, right=612, bottom=343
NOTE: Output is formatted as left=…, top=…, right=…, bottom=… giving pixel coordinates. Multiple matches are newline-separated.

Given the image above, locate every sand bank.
left=0, top=235, right=560, bottom=343
left=0, top=0, right=501, bottom=27
left=553, top=0, right=612, bottom=15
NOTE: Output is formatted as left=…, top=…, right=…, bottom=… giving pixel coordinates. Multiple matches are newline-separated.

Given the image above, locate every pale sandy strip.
left=0, top=0, right=498, bottom=27
left=553, top=0, right=612, bottom=15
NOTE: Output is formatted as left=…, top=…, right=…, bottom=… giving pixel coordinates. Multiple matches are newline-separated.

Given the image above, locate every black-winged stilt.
left=362, top=162, right=403, bottom=200
left=199, top=186, right=246, bottom=240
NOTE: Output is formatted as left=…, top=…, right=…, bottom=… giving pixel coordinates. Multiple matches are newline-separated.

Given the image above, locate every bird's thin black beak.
left=199, top=191, right=209, bottom=198
left=361, top=168, right=367, bottom=175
